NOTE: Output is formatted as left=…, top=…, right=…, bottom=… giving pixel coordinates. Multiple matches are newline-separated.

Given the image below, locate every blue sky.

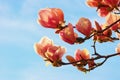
left=0, top=0, right=120, bottom=80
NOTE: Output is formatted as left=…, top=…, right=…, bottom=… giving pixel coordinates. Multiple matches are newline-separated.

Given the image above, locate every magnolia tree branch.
left=36, top=2, right=120, bottom=73
left=44, top=17, right=120, bottom=72
left=59, top=52, right=120, bottom=71
left=91, top=41, right=101, bottom=56
left=99, top=19, right=120, bottom=33
left=76, top=18, right=120, bottom=43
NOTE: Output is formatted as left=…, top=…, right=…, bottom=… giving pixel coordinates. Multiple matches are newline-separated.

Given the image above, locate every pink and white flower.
left=38, top=8, right=64, bottom=28
left=75, top=49, right=90, bottom=61
left=34, top=37, right=66, bottom=62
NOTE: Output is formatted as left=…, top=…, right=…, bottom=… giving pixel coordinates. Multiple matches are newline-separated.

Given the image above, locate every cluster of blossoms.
left=34, top=0, right=120, bottom=72
left=86, top=0, right=120, bottom=17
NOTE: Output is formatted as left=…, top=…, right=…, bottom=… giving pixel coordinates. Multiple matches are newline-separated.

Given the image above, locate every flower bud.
left=76, top=17, right=92, bottom=37
left=59, top=23, right=77, bottom=44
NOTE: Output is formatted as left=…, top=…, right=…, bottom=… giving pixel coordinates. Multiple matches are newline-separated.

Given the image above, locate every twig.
left=91, top=41, right=101, bottom=56
left=77, top=18, right=120, bottom=42
left=58, top=53, right=120, bottom=71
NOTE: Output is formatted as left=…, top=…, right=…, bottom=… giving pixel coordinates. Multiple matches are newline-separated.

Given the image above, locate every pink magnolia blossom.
left=97, top=7, right=111, bottom=17
left=59, top=23, right=77, bottom=44
left=74, top=49, right=95, bottom=68
left=45, top=46, right=66, bottom=61
left=75, top=49, right=90, bottom=61
left=105, top=13, right=120, bottom=30
left=34, top=37, right=66, bottom=62
left=76, top=17, right=92, bottom=37
left=34, top=37, right=53, bottom=58
left=86, top=0, right=101, bottom=7
left=100, top=24, right=112, bottom=37
left=103, top=0, right=120, bottom=8
left=94, top=21, right=112, bottom=42
left=38, top=8, right=64, bottom=28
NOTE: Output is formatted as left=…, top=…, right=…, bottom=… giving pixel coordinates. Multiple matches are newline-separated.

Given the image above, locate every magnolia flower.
left=97, top=7, right=111, bottom=17
left=106, top=13, right=120, bottom=30
left=34, top=37, right=66, bottom=62
left=75, top=49, right=90, bottom=61
left=76, top=17, right=92, bottom=37
left=103, top=0, right=120, bottom=8
left=38, top=8, right=64, bottom=28
left=45, top=46, right=66, bottom=61
left=86, top=0, right=101, bottom=7
left=59, top=23, right=77, bottom=44
left=34, top=36, right=53, bottom=58
left=94, top=21, right=112, bottom=43
left=86, top=0, right=119, bottom=17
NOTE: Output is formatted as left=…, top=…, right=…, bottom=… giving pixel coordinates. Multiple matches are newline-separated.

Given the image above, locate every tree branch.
left=59, top=53, right=120, bottom=71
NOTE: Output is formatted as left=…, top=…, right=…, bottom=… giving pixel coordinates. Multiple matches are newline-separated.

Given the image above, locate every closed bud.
left=59, top=23, right=77, bottom=44
left=76, top=17, right=92, bottom=37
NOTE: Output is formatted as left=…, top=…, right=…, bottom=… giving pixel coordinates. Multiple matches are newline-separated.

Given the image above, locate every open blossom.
left=116, top=44, right=120, bottom=53
left=75, top=49, right=90, bottom=61
left=74, top=49, right=96, bottom=69
left=106, top=13, right=120, bottom=30
left=76, top=17, right=92, bottom=37
left=38, top=8, right=64, bottom=28
left=86, top=0, right=119, bottom=17
left=34, top=37, right=66, bottom=62
left=59, top=23, right=77, bottom=44
left=34, top=36, right=53, bottom=58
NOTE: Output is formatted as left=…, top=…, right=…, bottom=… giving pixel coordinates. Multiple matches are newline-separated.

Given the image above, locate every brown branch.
left=59, top=53, right=120, bottom=71
left=61, top=53, right=120, bottom=65
left=98, top=18, right=120, bottom=33
left=91, top=41, right=101, bottom=56
left=86, top=58, right=108, bottom=71
left=76, top=18, right=120, bottom=43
